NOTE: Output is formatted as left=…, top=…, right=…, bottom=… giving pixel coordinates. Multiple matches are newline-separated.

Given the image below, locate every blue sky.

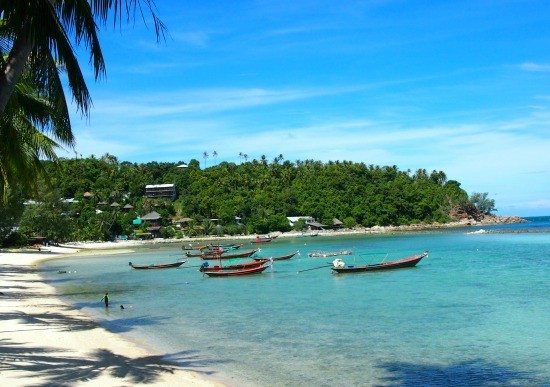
left=67, top=1, right=550, bottom=216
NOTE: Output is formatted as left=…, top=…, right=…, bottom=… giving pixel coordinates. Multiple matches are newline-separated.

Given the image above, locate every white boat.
left=308, top=249, right=352, bottom=258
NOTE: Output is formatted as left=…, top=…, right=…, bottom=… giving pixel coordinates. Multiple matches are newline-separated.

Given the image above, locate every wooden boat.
left=251, top=235, right=273, bottom=244
left=308, top=250, right=352, bottom=258
left=209, top=243, right=243, bottom=250
left=185, top=250, right=204, bottom=257
left=200, top=248, right=259, bottom=260
left=182, top=244, right=208, bottom=251
left=202, top=264, right=270, bottom=277
left=331, top=251, right=428, bottom=273
left=129, top=260, right=186, bottom=270
left=254, top=251, right=299, bottom=261
left=200, top=259, right=269, bottom=272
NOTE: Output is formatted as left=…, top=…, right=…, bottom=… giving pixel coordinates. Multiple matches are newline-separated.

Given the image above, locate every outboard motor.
left=332, top=258, right=346, bottom=268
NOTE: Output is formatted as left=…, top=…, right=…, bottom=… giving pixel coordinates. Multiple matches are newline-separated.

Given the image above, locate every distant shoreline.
left=43, top=214, right=526, bottom=251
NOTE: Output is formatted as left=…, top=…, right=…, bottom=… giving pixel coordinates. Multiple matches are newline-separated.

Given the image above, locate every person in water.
left=101, top=292, right=109, bottom=308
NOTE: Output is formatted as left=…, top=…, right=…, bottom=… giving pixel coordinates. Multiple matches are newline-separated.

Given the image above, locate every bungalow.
left=306, top=220, right=326, bottom=231
left=140, top=211, right=162, bottom=237
left=287, top=216, right=315, bottom=228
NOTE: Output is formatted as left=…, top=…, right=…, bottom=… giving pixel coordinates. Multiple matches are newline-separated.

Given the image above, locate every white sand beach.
left=0, top=244, right=224, bottom=387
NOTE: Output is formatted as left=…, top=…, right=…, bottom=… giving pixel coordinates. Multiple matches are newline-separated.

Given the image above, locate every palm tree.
left=0, top=1, right=164, bottom=202
left=202, top=151, right=209, bottom=168
left=0, top=66, right=72, bottom=201
left=0, top=1, right=165, bottom=116
left=212, top=150, right=218, bottom=164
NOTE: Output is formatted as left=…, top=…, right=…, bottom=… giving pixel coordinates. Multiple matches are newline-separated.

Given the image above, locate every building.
left=140, top=211, right=162, bottom=237
left=287, top=216, right=314, bottom=227
left=145, top=184, right=176, bottom=200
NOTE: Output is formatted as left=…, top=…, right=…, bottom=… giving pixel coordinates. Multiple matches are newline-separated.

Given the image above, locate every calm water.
left=41, top=217, right=550, bottom=386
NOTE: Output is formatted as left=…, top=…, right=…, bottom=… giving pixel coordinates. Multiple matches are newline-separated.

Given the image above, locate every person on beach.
left=101, top=292, right=109, bottom=308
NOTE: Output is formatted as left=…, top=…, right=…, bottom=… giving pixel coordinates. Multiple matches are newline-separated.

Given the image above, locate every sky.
left=66, top=1, right=550, bottom=216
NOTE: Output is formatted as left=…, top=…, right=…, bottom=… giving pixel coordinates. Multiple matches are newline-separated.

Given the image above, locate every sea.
left=40, top=216, right=550, bottom=386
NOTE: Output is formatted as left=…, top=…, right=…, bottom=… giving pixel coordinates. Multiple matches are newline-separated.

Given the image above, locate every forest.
left=1, top=153, right=489, bottom=245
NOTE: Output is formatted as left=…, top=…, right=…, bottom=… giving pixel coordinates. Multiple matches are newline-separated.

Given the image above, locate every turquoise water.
left=42, top=218, right=550, bottom=386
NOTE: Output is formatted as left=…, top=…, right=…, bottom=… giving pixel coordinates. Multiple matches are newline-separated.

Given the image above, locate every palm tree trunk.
left=0, top=29, right=33, bottom=116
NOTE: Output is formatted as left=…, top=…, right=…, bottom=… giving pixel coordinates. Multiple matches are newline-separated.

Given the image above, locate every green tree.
left=0, top=0, right=165, bottom=116
left=469, top=192, right=496, bottom=215
left=0, top=188, right=25, bottom=246
left=18, top=189, right=72, bottom=242
left=0, top=63, right=73, bottom=201
left=0, top=1, right=164, bottom=202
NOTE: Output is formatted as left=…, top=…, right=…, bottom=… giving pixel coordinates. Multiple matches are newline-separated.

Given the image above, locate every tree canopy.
left=6, top=155, right=475, bottom=244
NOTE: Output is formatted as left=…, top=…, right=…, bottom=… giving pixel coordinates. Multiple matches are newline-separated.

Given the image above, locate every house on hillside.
left=287, top=216, right=314, bottom=228
left=145, top=184, right=176, bottom=200
left=332, top=218, right=343, bottom=229
left=140, top=211, right=162, bottom=237
left=306, top=220, right=326, bottom=231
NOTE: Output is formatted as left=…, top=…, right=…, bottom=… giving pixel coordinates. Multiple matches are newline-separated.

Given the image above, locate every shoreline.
left=0, top=246, right=225, bottom=386
left=47, top=214, right=529, bottom=249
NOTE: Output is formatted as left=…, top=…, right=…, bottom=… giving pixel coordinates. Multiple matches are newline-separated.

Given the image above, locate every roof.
left=147, top=225, right=161, bottom=231
left=175, top=217, right=193, bottom=223
left=83, top=191, right=93, bottom=198
left=145, top=184, right=175, bottom=189
left=123, top=204, right=134, bottom=209
left=287, top=216, right=314, bottom=222
left=307, top=221, right=326, bottom=228
left=141, top=211, right=161, bottom=221
left=110, top=202, right=120, bottom=207
left=333, top=218, right=343, bottom=225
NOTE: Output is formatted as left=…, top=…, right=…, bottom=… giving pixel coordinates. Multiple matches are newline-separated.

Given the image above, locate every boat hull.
left=202, top=264, right=270, bottom=277
left=200, top=259, right=269, bottom=271
left=200, top=249, right=259, bottom=260
left=254, top=251, right=298, bottom=261
left=331, top=252, right=428, bottom=273
left=129, top=261, right=186, bottom=270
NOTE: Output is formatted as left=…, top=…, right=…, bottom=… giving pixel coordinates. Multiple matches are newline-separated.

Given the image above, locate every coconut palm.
left=0, top=65, right=72, bottom=201
left=0, top=0, right=165, bottom=116
left=0, top=1, right=164, bottom=202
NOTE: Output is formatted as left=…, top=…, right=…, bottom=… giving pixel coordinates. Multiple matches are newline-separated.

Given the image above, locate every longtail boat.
left=251, top=235, right=273, bottom=244
left=200, top=259, right=269, bottom=272
left=200, top=249, right=259, bottom=260
left=331, top=251, right=428, bottom=273
left=202, top=264, right=270, bottom=277
left=129, top=260, right=186, bottom=270
left=254, top=251, right=299, bottom=261
left=308, top=250, right=352, bottom=258
left=182, top=244, right=208, bottom=251
left=185, top=250, right=204, bottom=257
left=208, top=243, right=243, bottom=250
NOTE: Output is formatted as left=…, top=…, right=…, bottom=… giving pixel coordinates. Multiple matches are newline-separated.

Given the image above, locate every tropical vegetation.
left=0, top=1, right=164, bottom=202
left=1, top=153, right=493, bottom=246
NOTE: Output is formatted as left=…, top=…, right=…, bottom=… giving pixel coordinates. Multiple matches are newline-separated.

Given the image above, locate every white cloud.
left=172, top=31, right=210, bottom=47
left=90, top=86, right=361, bottom=119
left=519, top=62, right=550, bottom=72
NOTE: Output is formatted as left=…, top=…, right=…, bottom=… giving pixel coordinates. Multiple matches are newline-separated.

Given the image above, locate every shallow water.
left=42, top=218, right=550, bottom=386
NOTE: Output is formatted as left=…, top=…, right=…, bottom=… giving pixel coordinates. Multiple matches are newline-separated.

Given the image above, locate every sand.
left=0, top=245, right=224, bottom=386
